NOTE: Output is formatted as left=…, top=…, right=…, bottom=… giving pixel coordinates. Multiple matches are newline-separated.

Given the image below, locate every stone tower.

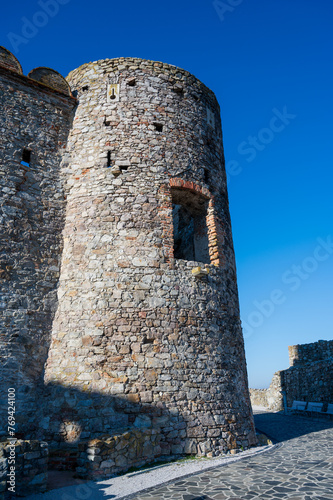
left=0, top=49, right=256, bottom=474
left=43, top=57, right=256, bottom=456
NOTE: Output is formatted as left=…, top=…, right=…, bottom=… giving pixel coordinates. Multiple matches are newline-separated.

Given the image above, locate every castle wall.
left=250, top=340, right=333, bottom=411
left=43, top=58, right=256, bottom=456
left=0, top=65, right=75, bottom=435
left=282, top=340, right=333, bottom=408
left=249, top=389, right=268, bottom=408
left=288, top=339, right=333, bottom=367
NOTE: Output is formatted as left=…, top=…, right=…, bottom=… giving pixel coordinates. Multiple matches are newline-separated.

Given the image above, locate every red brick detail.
left=207, top=199, right=226, bottom=268
left=158, top=184, right=174, bottom=262
left=169, top=178, right=211, bottom=199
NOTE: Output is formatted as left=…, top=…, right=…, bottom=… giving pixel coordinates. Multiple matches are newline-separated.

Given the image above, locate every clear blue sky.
left=2, top=0, right=332, bottom=388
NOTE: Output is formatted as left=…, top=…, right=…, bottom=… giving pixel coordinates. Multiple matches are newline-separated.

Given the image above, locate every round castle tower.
left=44, top=57, right=256, bottom=456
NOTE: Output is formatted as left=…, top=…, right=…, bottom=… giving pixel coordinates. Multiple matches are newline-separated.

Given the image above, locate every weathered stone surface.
left=251, top=339, right=333, bottom=411
left=77, top=428, right=163, bottom=480
left=0, top=440, right=48, bottom=497
left=0, top=62, right=76, bottom=440
left=42, top=56, right=256, bottom=455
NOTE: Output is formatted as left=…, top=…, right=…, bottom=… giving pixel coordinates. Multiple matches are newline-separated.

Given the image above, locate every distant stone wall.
left=0, top=440, right=48, bottom=498
left=288, top=339, right=333, bottom=367
left=266, top=372, right=284, bottom=412
left=249, top=389, right=268, bottom=408
left=251, top=340, right=333, bottom=412
left=281, top=359, right=332, bottom=408
left=250, top=372, right=284, bottom=412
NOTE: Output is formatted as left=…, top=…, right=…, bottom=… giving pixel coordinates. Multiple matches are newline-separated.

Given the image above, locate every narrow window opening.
left=171, top=189, right=210, bottom=264
left=104, top=117, right=112, bottom=127
left=81, top=85, right=89, bottom=92
left=153, top=122, right=163, bottom=133
left=21, top=149, right=31, bottom=167
left=204, top=169, right=209, bottom=183
left=173, top=204, right=195, bottom=261
left=172, top=84, right=184, bottom=95
left=143, top=337, right=154, bottom=344
left=110, top=87, right=116, bottom=100
left=127, top=78, right=136, bottom=86
left=107, top=151, right=112, bottom=168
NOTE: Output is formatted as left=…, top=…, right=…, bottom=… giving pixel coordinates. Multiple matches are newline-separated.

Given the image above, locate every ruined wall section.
left=0, top=65, right=76, bottom=435
left=250, top=339, right=333, bottom=411
left=288, top=339, right=333, bottom=367
left=44, top=58, right=255, bottom=456
left=282, top=340, right=333, bottom=408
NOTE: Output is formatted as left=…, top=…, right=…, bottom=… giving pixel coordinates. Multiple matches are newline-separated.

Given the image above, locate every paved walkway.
left=129, top=412, right=333, bottom=500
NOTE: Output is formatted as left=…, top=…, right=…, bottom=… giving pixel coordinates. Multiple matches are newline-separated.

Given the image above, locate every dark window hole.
left=172, top=84, right=184, bottom=94
left=81, top=85, right=89, bottom=92
left=153, top=123, right=163, bottom=133
left=21, top=148, right=31, bottom=166
left=204, top=169, right=209, bottom=183
left=127, top=78, right=136, bottom=87
left=143, top=337, right=154, bottom=344
left=107, top=151, right=112, bottom=168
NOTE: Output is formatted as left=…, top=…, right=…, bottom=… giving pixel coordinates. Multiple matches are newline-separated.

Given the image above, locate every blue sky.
left=2, top=0, right=332, bottom=388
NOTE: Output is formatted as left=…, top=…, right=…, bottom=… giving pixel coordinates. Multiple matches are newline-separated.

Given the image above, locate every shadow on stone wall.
left=25, top=382, right=186, bottom=475
left=1, top=382, right=182, bottom=496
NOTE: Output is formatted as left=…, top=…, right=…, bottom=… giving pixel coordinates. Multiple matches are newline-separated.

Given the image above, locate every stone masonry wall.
left=77, top=428, right=162, bottom=480
left=0, top=64, right=76, bottom=435
left=0, top=440, right=48, bottom=498
left=288, top=339, right=333, bottom=367
left=43, top=57, right=256, bottom=456
left=281, top=359, right=333, bottom=409
left=249, top=389, right=268, bottom=408
left=250, top=340, right=333, bottom=411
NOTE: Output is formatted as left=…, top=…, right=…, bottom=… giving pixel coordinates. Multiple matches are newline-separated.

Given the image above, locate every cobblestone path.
left=129, top=413, right=333, bottom=500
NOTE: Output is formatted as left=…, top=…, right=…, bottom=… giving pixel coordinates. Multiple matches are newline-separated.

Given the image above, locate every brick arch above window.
left=169, top=177, right=211, bottom=200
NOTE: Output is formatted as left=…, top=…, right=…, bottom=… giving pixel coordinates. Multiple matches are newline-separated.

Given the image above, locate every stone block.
left=100, top=460, right=115, bottom=468
left=134, top=415, right=152, bottom=429
left=115, top=455, right=128, bottom=467
left=24, top=451, right=41, bottom=460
